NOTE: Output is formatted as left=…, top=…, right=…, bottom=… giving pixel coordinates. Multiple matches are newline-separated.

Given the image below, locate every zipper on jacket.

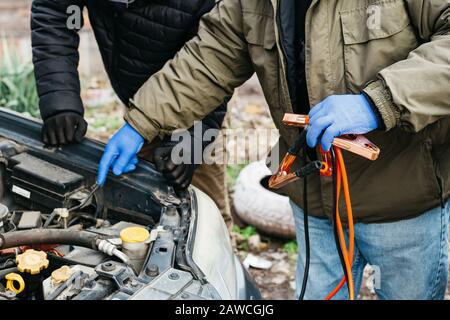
left=303, top=0, right=316, bottom=111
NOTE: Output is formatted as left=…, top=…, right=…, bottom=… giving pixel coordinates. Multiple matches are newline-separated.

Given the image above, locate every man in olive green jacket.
left=98, top=0, right=450, bottom=299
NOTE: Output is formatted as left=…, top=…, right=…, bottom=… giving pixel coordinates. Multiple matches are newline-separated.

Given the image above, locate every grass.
left=283, top=240, right=298, bottom=256
left=226, top=163, right=248, bottom=189
left=0, top=38, right=39, bottom=118
left=232, top=225, right=258, bottom=239
left=232, top=225, right=259, bottom=252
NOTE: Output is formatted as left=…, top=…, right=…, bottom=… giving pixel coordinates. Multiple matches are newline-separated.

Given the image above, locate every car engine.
left=0, top=137, right=221, bottom=300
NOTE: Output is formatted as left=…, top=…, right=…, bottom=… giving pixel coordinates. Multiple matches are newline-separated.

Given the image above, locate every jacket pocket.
left=340, top=0, right=419, bottom=92
left=422, top=139, right=444, bottom=203
left=242, top=11, right=281, bottom=110
left=243, top=12, right=276, bottom=49
left=343, top=133, right=443, bottom=222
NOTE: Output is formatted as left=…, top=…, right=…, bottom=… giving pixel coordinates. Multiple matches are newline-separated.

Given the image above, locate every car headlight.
left=188, top=186, right=237, bottom=299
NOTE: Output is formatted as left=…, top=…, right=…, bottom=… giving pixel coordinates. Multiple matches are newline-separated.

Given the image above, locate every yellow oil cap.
left=51, top=266, right=72, bottom=285
left=120, top=227, right=150, bottom=243
left=16, top=249, right=49, bottom=275
left=5, top=273, right=25, bottom=294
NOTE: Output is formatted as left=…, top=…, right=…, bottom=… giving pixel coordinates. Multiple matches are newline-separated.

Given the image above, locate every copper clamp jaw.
left=269, top=156, right=323, bottom=189
left=268, top=129, right=324, bottom=189
left=282, top=114, right=380, bottom=161
left=269, top=114, right=381, bottom=190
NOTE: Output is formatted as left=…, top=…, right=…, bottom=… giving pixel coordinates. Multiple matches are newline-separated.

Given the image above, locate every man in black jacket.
left=31, top=0, right=231, bottom=225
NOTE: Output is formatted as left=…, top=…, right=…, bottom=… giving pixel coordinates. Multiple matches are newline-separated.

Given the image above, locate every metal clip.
left=282, top=113, right=380, bottom=161
left=269, top=160, right=323, bottom=189
left=269, top=113, right=382, bottom=190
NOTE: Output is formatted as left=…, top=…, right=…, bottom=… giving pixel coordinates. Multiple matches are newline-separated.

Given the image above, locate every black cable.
left=330, top=148, right=351, bottom=299
left=43, top=183, right=100, bottom=228
left=68, top=183, right=100, bottom=213
left=0, top=258, right=15, bottom=270
left=43, top=209, right=58, bottom=228
left=47, top=252, right=97, bottom=268
left=298, top=148, right=310, bottom=300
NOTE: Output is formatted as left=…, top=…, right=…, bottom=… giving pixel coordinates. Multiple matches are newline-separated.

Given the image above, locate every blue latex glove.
left=97, top=123, right=145, bottom=185
left=306, top=94, right=379, bottom=152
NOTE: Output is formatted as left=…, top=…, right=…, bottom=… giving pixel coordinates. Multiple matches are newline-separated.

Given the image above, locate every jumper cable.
left=269, top=114, right=380, bottom=300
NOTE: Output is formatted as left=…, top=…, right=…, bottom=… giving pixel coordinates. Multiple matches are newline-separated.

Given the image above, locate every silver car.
left=0, top=108, right=261, bottom=300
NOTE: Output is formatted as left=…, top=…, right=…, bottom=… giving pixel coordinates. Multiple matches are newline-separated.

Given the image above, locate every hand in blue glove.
left=97, top=123, right=145, bottom=185
left=306, top=94, right=379, bottom=152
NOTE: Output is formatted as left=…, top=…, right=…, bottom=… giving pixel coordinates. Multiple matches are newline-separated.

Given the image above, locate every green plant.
left=232, top=225, right=259, bottom=252
left=232, top=225, right=258, bottom=240
left=226, top=163, right=248, bottom=189
left=0, top=38, right=39, bottom=117
left=283, top=240, right=298, bottom=256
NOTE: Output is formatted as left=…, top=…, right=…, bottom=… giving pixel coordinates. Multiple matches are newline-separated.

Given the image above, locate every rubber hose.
left=0, top=229, right=101, bottom=250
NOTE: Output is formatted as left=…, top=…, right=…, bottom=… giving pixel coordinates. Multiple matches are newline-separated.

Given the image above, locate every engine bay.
left=0, top=137, right=219, bottom=300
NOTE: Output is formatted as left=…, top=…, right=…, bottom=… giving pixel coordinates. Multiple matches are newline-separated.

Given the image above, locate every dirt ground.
left=1, top=0, right=449, bottom=301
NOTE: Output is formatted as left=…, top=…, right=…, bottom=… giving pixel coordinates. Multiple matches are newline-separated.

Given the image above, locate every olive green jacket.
left=126, top=0, right=450, bottom=223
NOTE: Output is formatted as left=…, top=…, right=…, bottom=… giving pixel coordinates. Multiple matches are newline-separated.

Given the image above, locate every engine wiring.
left=68, top=182, right=101, bottom=213
left=43, top=182, right=100, bottom=228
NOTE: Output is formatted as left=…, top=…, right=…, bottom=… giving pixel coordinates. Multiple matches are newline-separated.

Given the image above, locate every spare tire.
left=233, top=161, right=295, bottom=239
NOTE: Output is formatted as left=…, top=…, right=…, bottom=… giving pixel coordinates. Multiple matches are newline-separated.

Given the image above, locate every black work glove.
left=153, top=114, right=223, bottom=189
left=42, top=112, right=88, bottom=146
left=153, top=142, right=198, bottom=190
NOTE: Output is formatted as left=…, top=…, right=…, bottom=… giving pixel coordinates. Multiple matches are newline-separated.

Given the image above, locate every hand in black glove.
left=153, top=118, right=222, bottom=189
left=42, top=112, right=88, bottom=146
left=153, top=143, right=198, bottom=190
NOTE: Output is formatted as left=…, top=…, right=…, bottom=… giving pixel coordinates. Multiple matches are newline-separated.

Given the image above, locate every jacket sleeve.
left=125, top=0, right=254, bottom=142
left=161, top=98, right=229, bottom=151
left=363, top=0, right=450, bottom=132
left=183, top=0, right=229, bottom=146
left=31, top=0, right=85, bottom=120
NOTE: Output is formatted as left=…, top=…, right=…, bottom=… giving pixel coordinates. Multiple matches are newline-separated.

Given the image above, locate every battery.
left=6, top=153, right=85, bottom=210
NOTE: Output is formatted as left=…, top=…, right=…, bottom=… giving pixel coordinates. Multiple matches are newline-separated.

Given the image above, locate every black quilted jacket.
left=31, top=0, right=227, bottom=136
